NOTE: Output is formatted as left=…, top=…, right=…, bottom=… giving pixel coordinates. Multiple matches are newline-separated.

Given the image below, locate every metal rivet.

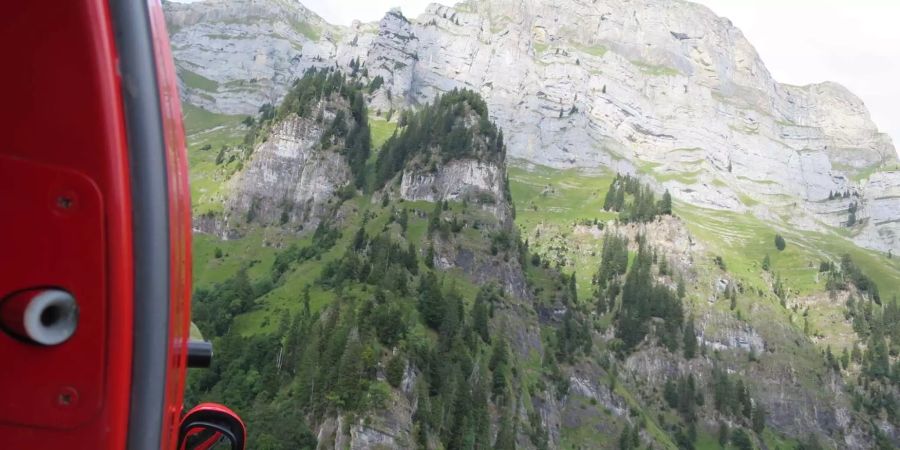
left=57, top=387, right=78, bottom=407
left=56, top=196, right=74, bottom=210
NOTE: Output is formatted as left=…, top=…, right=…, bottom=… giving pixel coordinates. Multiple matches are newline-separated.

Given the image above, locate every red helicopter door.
left=0, top=1, right=245, bottom=449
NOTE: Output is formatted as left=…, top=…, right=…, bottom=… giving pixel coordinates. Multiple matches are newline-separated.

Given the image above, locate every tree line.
left=603, top=173, right=672, bottom=223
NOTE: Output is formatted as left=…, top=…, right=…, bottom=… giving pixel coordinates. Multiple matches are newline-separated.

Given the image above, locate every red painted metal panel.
left=147, top=1, right=193, bottom=448
left=0, top=156, right=106, bottom=429
left=0, top=0, right=133, bottom=448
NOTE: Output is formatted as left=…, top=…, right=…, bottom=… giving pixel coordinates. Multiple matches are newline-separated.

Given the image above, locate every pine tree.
left=774, top=234, right=786, bottom=251
left=683, top=316, right=697, bottom=359
left=603, top=185, right=615, bottom=210
left=494, top=407, right=516, bottom=450
left=660, top=189, right=673, bottom=215
left=762, top=253, right=771, bottom=272
left=472, top=287, right=491, bottom=343
left=336, top=338, right=364, bottom=409
left=718, top=421, right=729, bottom=446
left=731, top=429, right=753, bottom=450
left=619, top=423, right=636, bottom=450
left=428, top=201, right=442, bottom=234
left=614, top=187, right=625, bottom=212
left=386, top=353, right=405, bottom=388
left=302, top=285, right=311, bottom=316
left=729, top=287, right=737, bottom=310
left=568, top=272, right=578, bottom=304
left=398, top=208, right=409, bottom=233
left=751, top=403, right=767, bottom=433
left=735, top=379, right=751, bottom=419
left=425, top=244, right=435, bottom=269
left=418, top=272, right=444, bottom=329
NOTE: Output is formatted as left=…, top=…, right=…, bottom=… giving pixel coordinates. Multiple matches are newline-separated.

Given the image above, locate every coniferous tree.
left=595, top=232, right=629, bottom=290
left=729, top=287, right=737, bottom=310
left=603, top=183, right=618, bottom=210
left=731, top=429, right=753, bottom=450
left=614, top=235, right=684, bottom=353
left=683, top=316, right=697, bottom=359
left=752, top=402, right=767, bottom=433
left=398, top=208, right=409, bottom=233
left=619, top=423, right=638, bottom=450
left=774, top=234, right=786, bottom=251
left=472, top=287, right=492, bottom=343
left=718, top=421, right=730, bottom=447
left=336, top=337, right=364, bottom=409
left=425, top=244, right=435, bottom=269
left=386, top=353, right=405, bottom=388
left=417, top=272, right=444, bottom=329
left=490, top=339, right=510, bottom=400
left=428, top=201, right=442, bottom=234
left=840, top=347, right=850, bottom=370
left=494, top=407, right=516, bottom=450
left=660, top=189, right=673, bottom=215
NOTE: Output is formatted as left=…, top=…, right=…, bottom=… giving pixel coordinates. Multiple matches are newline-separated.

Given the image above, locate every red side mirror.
left=178, top=403, right=246, bottom=450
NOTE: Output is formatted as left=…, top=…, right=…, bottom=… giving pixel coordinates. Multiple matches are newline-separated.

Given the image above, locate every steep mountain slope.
left=165, top=2, right=900, bottom=449
left=165, top=0, right=900, bottom=257
left=164, top=0, right=339, bottom=112
left=180, top=72, right=899, bottom=450
left=187, top=75, right=561, bottom=449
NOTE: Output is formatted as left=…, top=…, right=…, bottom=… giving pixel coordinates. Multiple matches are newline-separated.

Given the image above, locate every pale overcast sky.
left=174, top=0, right=899, bottom=148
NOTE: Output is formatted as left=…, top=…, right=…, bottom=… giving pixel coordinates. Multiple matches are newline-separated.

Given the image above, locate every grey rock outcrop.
left=400, top=158, right=513, bottom=225
left=164, top=0, right=900, bottom=255
left=226, top=109, right=351, bottom=233
left=165, top=0, right=340, bottom=113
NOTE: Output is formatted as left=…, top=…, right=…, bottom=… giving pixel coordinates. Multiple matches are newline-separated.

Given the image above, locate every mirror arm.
left=187, top=339, right=213, bottom=368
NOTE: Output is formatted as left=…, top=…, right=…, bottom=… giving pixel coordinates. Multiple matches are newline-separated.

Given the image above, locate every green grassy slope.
left=182, top=103, right=246, bottom=214
left=183, top=99, right=899, bottom=448
left=508, top=160, right=900, bottom=448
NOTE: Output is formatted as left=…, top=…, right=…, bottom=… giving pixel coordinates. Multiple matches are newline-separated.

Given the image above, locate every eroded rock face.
left=165, top=0, right=900, bottom=254
left=400, top=159, right=503, bottom=202
left=165, top=0, right=340, bottom=114
left=854, top=171, right=900, bottom=252
left=226, top=113, right=351, bottom=233
left=400, top=158, right=513, bottom=225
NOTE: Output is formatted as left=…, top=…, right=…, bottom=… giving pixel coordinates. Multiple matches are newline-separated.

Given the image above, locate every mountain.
left=166, top=1, right=900, bottom=449
left=165, top=0, right=900, bottom=257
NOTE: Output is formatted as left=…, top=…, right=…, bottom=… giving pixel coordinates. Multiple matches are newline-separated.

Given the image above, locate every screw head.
left=56, top=196, right=73, bottom=210
left=56, top=386, right=78, bottom=407
left=52, top=190, right=79, bottom=216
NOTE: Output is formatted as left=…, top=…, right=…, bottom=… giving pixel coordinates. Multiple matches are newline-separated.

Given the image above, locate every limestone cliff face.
left=400, top=159, right=513, bottom=224
left=164, top=0, right=900, bottom=254
left=164, top=0, right=340, bottom=113
left=400, top=159, right=501, bottom=201
left=226, top=109, right=352, bottom=233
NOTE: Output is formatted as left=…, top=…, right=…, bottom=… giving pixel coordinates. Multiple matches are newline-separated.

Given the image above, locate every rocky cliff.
left=226, top=111, right=351, bottom=234
left=165, top=0, right=900, bottom=255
